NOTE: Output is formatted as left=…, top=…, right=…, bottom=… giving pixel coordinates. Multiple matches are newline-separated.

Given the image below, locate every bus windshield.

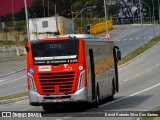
left=31, top=40, right=79, bottom=65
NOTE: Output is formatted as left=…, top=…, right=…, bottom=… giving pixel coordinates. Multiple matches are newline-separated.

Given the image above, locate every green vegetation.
left=140, top=109, right=160, bottom=120
left=133, top=21, right=160, bottom=24
left=0, top=91, right=27, bottom=101
left=0, top=40, right=26, bottom=46
left=118, top=35, right=160, bottom=66
left=140, top=117, right=154, bottom=120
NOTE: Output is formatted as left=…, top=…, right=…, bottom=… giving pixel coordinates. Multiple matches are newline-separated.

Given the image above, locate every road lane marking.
left=0, top=90, right=6, bottom=93
left=99, top=82, right=160, bottom=108
left=147, top=69, right=151, bottom=71
left=112, top=27, right=142, bottom=41
left=0, top=80, right=4, bottom=83
left=124, top=79, right=129, bottom=82
left=122, top=63, right=159, bottom=82
left=0, top=76, right=26, bottom=86
left=19, top=107, right=34, bottom=111
left=136, top=74, right=141, bottom=77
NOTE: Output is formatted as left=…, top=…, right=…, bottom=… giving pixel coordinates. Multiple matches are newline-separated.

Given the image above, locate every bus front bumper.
left=29, top=87, right=88, bottom=106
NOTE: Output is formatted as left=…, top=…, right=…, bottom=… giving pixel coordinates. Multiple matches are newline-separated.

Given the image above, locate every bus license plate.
left=53, top=99, right=63, bottom=102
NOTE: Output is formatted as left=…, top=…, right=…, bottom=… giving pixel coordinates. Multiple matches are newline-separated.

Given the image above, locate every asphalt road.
left=1, top=24, right=160, bottom=97
left=0, top=24, right=160, bottom=120
left=1, top=33, right=160, bottom=120
left=112, top=24, right=160, bottom=56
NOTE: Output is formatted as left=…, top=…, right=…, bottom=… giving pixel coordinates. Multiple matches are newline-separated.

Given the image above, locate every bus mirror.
left=25, top=46, right=29, bottom=53
left=117, top=50, right=121, bottom=60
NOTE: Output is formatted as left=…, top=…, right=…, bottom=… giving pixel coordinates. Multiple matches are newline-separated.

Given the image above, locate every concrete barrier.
left=0, top=46, right=26, bottom=58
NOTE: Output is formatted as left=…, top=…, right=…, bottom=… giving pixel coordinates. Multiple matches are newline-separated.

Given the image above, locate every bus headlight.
left=78, top=70, right=85, bottom=90
left=28, top=73, right=37, bottom=92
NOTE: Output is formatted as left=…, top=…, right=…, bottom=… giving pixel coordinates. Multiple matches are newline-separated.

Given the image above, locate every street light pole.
left=139, top=0, right=145, bottom=47
left=152, top=0, right=156, bottom=37
left=42, top=0, right=45, bottom=17
left=141, top=1, right=151, bottom=24
left=104, top=0, right=108, bottom=33
left=48, top=0, right=49, bottom=17
left=24, top=0, right=30, bottom=40
left=11, top=0, right=14, bottom=28
left=158, top=0, right=160, bottom=23
left=132, top=0, right=134, bottom=23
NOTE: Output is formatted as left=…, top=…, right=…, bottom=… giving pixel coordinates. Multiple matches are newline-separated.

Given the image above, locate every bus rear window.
left=31, top=40, right=79, bottom=65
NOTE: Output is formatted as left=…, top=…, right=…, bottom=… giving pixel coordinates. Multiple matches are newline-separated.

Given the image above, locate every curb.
left=0, top=67, right=26, bottom=78
left=0, top=96, right=28, bottom=105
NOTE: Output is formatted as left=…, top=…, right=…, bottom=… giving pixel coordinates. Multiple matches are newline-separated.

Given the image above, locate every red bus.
left=26, top=34, right=121, bottom=110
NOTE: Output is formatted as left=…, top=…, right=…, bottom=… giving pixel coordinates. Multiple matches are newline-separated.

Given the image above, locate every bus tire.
left=93, top=85, right=100, bottom=108
left=42, top=105, right=54, bottom=111
left=109, top=81, right=115, bottom=101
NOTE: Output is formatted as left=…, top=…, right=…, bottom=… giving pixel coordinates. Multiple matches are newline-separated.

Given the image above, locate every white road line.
left=123, top=63, right=159, bottom=82
left=99, top=82, right=160, bottom=108
left=124, top=79, right=129, bottom=82
left=136, top=74, right=141, bottom=77
left=0, top=90, right=6, bottom=93
left=147, top=69, right=151, bottom=71
left=113, top=28, right=141, bottom=41
left=0, top=80, right=4, bottom=83
left=19, top=107, right=34, bottom=111
left=0, top=76, right=26, bottom=86
left=63, top=116, right=72, bottom=119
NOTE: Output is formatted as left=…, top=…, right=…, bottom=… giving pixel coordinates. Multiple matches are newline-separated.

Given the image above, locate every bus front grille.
left=38, top=72, right=75, bottom=94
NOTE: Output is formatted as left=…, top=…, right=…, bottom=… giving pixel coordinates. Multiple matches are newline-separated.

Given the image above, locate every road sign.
left=105, top=33, right=111, bottom=39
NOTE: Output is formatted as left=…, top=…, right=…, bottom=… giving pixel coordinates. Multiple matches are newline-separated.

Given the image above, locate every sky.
left=0, top=0, right=33, bottom=16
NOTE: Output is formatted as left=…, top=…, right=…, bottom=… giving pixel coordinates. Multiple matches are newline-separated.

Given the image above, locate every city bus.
left=26, top=34, right=121, bottom=110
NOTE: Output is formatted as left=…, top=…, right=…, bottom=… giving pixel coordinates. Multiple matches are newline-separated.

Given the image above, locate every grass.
left=0, top=41, right=26, bottom=46
left=0, top=91, right=27, bottom=101
left=140, top=109, right=160, bottom=120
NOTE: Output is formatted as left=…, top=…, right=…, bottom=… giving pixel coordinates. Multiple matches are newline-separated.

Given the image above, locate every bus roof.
left=31, top=34, right=113, bottom=43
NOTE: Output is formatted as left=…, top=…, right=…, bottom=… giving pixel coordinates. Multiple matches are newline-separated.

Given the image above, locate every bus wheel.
left=42, top=105, right=55, bottom=111
left=93, top=87, right=100, bottom=108
left=109, top=81, right=115, bottom=101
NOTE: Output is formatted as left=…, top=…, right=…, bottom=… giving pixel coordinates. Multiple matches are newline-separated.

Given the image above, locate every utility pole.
left=104, top=0, right=108, bottom=33
left=48, top=0, right=50, bottom=17
left=158, top=0, right=160, bottom=23
left=139, top=0, right=144, bottom=47
left=12, top=0, right=15, bottom=28
left=24, top=0, right=30, bottom=40
left=42, top=0, right=45, bottom=17
left=55, top=4, right=58, bottom=34
left=152, top=0, right=156, bottom=37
